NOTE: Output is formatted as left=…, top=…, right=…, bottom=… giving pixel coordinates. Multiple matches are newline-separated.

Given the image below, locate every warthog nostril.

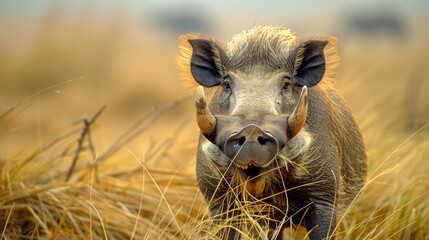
left=238, top=136, right=246, bottom=146
left=257, top=136, right=267, bottom=145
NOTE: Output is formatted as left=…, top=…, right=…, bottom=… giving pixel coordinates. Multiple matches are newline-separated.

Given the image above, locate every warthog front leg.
left=304, top=202, right=336, bottom=240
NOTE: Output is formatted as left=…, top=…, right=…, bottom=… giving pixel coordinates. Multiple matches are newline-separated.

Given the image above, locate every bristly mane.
left=225, top=26, right=296, bottom=72
left=177, top=26, right=339, bottom=88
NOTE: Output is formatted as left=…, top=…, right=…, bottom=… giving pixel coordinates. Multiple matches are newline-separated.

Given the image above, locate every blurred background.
left=1, top=0, right=428, bottom=171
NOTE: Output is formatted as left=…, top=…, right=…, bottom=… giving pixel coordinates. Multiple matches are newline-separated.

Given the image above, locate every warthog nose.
left=224, top=124, right=279, bottom=167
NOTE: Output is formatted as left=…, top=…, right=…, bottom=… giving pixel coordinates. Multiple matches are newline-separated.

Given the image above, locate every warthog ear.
left=187, top=39, right=226, bottom=87
left=293, top=40, right=328, bottom=87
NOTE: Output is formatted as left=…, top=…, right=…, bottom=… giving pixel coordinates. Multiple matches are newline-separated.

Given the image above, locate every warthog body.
left=178, top=26, right=367, bottom=240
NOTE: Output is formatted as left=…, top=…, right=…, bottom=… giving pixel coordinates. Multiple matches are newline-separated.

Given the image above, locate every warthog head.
left=178, top=27, right=334, bottom=191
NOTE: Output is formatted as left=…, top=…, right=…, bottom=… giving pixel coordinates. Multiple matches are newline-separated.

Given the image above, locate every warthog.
left=177, top=26, right=367, bottom=240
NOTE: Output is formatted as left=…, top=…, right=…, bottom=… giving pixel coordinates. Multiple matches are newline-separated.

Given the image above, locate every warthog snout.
left=225, top=124, right=279, bottom=169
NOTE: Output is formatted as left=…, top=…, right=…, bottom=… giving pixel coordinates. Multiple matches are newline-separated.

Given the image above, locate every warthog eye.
left=281, top=73, right=292, bottom=90
left=282, top=82, right=291, bottom=90
left=222, top=81, right=231, bottom=92
left=221, top=73, right=231, bottom=91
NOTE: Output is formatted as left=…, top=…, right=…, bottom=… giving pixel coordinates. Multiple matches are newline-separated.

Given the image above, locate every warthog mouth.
left=237, top=160, right=275, bottom=179
left=240, top=162, right=261, bottom=178
left=236, top=161, right=273, bottom=195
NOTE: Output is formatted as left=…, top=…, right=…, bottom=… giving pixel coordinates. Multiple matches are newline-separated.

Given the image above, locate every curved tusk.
left=287, top=86, right=308, bottom=139
left=195, top=86, right=216, bottom=136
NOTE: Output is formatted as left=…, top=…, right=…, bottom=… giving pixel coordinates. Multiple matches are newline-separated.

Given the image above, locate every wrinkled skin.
left=179, top=26, right=367, bottom=240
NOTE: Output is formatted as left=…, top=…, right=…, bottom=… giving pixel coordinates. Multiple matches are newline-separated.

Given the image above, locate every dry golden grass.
left=0, top=98, right=205, bottom=239
left=0, top=89, right=428, bottom=239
